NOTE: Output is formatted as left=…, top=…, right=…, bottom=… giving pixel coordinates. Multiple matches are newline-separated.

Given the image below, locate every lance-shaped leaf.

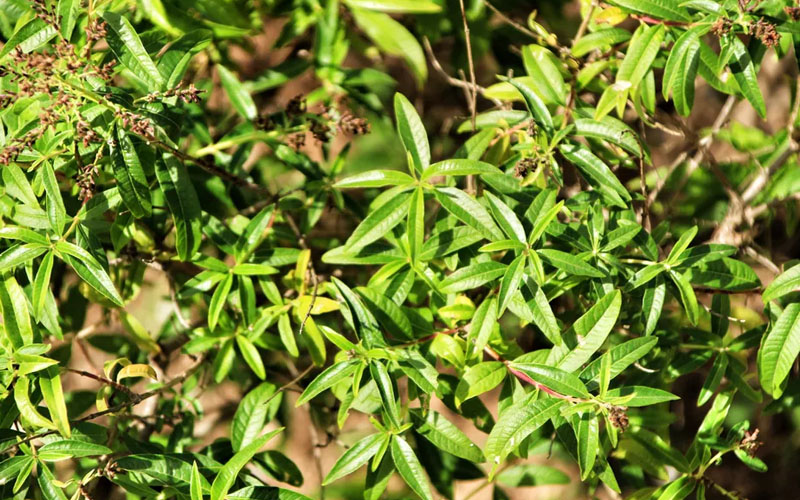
left=642, top=274, right=666, bottom=335
left=390, top=435, right=433, bottom=500
left=0, top=18, right=57, bottom=59
left=669, top=270, right=699, bottom=325
left=407, top=186, right=424, bottom=263
left=485, top=397, right=565, bottom=469
left=32, top=251, right=54, bottom=319
left=394, top=93, right=430, bottom=172
left=410, top=409, right=484, bottom=462
left=509, top=363, right=591, bottom=398
left=572, top=117, right=646, bottom=159
left=763, top=263, right=800, bottom=303
left=434, top=187, right=505, bottom=241
left=484, top=191, right=526, bottom=243
left=455, top=361, right=506, bottom=407
left=350, top=8, right=427, bottom=86
left=498, top=254, right=526, bottom=316
left=370, top=360, right=401, bottom=428
left=344, top=192, right=412, bottom=252
left=607, top=0, right=690, bottom=23
left=467, top=297, right=498, bottom=357
left=522, top=44, right=566, bottom=105
left=0, top=243, right=47, bottom=272
left=420, top=159, right=501, bottom=182
left=155, top=155, right=203, bottom=261
left=40, top=367, right=71, bottom=438
left=758, top=302, right=800, bottom=399
left=324, top=433, right=387, bottom=485
left=41, top=162, right=67, bottom=234
left=538, top=249, right=604, bottom=278
left=575, top=412, right=599, bottom=480
left=662, top=27, right=701, bottom=116
left=296, top=359, right=361, bottom=406
left=344, top=0, right=442, bottom=12
left=210, top=428, right=283, bottom=500
left=218, top=65, right=258, bottom=121
left=503, top=76, right=553, bottom=135
left=232, top=382, right=282, bottom=451
left=728, top=37, right=766, bottom=118
left=549, top=289, right=621, bottom=372
left=559, top=143, right=630, bottom=208
left=604, top=386, right=679, bottom=406
left=439, top=261, right=506, bottom=294
left=683, top=258, right=761, bottom=291
left=111, top=126, right=152, bottom=218
left=0, top=273, right=34, bottom=347
left=335, top=170, right=414, bottom=188
left=580, top=337, right=658, bottom=384
left=207, top=273, right=233, bottom=331
left=102, top=11, right=166, bottom=90
left=14, top=376, right=56, bottom=430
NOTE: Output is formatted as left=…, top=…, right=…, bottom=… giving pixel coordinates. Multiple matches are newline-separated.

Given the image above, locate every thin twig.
left=483, top=0, right=537, bottom=39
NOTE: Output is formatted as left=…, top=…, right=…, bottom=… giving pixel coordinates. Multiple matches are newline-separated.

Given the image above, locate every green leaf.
left=32, top=251, right=54, bottom=319
left=467, top=297, right=498, bottom=357
left=3, top=164, right=40, bottom=208
left=344, top=0, right=442, bottom=13
left=485, top=397, right=565, bottom=469
left=455, top=361, right=506, bottom=407
left=498, top=254, right=526, bottom=316
left=758, top=302, right=800, bottom=399
left=572, top=27, right=632, bottom=58
left=496, top=464, right=570, bottom=487
left=697, top=354, right=728, bottom=406
left=344, top=192, right=412, bottom=252
left=0, top=273, right=34, bottom=347
left=111, top=126, right=152, bottom=219
left=604, top=386, right=679, bottom=406
left=503, top=76, right=553, bottom=135
left=538, top=249, right=604, bottom=278
left=683, top=258, right=761, bottom=291
left=218, top=65, right=258, bottom=121
left=733, top=449, right=767, bottom=472
left=666, top=226, right=698, bottom=264
left=191, top=462, right=203, bottom=500
left=484, top=191, right=526, bottom=243
left=509, top=363, right=591, bottom=398
left=158, top=29, right=213, bottom=88
left=626, top=263, right=665, bottom=291
left=0, top=18, right=56, bottom=60
left=296, top=360, right=360, bottom=406
left=572, top=117, right=645, bottom=159
left=627, top=428, right=690, bottom=473
left=662, top=28, right=701, bottom=116
left=155, top=155, right=203, bottom=261
left=522, top=44, right=566, bottom=105
left=357, top=287, right=413, bottom=340
left=607, top=0, right=690, bottom=22
left=41, top=162, right=66, bottom=234
left=232, top=382, right=281, bottom=451
left=350, top=8, right=426, bottom=85
left=657, top=476, right=696, bottom=500
left=210, top=428, right=283, bottom=500
left=323, top=433, right=386, bottom=484
left=370, top=360, right=401, bottom=428
left=439, top=261, right=506, bottom=294
left=434, top=187, right=505, bottom=241
left=38, top=464, right=68, bottom=500
left=728, top=37, right=766, bottom=118
left=208, top=273, right=233, bottom=331
left=575, top=412, right=599, bottom=480
left=410, top=409, right=484, bottom=462
left=390, top=435, right=433, bottom=500
left=236, top=335, right=266, bottom=380
left=14, top=376, right=55, bottom=430
left=235, top=205, right=275, bottom=261
left=763, top=263, right=800, bottom=303
left=0, top=243, right=47, bottom=272
left=420, top=159, right=501, bottom=182
left=38, top=439, right=112, bottom=460
left=642, top=275, right=666, bottom=335
left=408, top=186, right=424, bottom=263
left=39, top=367, right=71, bottom=438
left=394, top=93, right=430, bottom=172
left=616, top=24, right=666, bottom=88
left=550, top=289, right=621, bottom=372
left=102, top=11, right=166, bottom=90
left=334, top=170, right=414, bottom=188
left=669, top=270, right=699, bottom=325
left=559, top=143, right=630, bottom=208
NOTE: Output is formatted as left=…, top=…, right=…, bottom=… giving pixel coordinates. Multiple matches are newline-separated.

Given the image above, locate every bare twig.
left=483, top=0, right=537, bottom=39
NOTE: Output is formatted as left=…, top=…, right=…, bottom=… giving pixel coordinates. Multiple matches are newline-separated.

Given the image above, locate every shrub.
left=0, top=0, right=799, bottom=499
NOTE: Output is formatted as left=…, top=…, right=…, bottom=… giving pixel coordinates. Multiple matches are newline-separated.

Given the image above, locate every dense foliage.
left=1, top=0, right=800, bottom=498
